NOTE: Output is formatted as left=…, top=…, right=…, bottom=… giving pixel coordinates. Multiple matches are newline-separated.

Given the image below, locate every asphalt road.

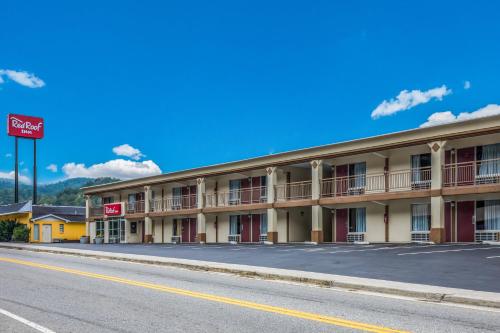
left=1, top=248, right=500, bottom=333
left=36, top=242, right=500, bottom=292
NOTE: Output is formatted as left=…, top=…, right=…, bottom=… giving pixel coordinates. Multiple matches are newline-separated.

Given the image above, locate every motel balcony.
left=150, top=194, right=198, bottom=214
left=204, top=186, right=268, bottom=209
left=443, top=157, right=500, bottom=189
left=275, top=181, right=312, bottom=202
left=126, top=200, right=145, bottom=214
left=320, top=167, right=432, bottom=198
left=89, top=205, right=103, bottom=218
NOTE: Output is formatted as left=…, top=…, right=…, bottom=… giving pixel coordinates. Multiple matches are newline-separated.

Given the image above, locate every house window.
left=411, top=154, right=431, bottom=186
left=102, top=197, right=113, bottom=204
left=348, top=208, right=366, bottom=233
left=229, top=180, right=241, bottom=204
left=260, top=214, right=268, bottom=235
left=59, top=224, right=64, bottom=233
left=34, top=224, right=40, bottom=241
left=348, top=162, right=366, bottom=190
left=173, top=219, right=178, bottom=236
left=476, top=200, right=500, bottom=231
left=229, top=215, right=241, bottom=235
left=477, top=144, right=500, bottom=177
left=411, top=204, right=431, bottom=232
left=96, top=220, right=104, bottom=238
left=130, top=221, right=137, bottom=234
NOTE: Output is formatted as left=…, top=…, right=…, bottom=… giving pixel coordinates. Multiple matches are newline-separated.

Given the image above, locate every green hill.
left=0, top=177, right=120, bottom=206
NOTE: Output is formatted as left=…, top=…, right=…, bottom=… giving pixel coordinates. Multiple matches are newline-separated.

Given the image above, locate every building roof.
left=0, top=201, right=32, bottom=216
left=82, top=113, right=500, bottom=194
left=32, top=205, right=85, bottom=223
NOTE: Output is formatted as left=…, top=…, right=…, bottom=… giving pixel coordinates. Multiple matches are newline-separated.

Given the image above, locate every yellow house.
left=0, top=201, right=86, bottom=243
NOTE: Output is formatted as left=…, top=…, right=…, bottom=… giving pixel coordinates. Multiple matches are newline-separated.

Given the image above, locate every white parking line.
left=0, top=308, right=56, bottom=333
left=486, top=255, right=500, bottom=259
left=398, top=247, right=499, bottom=256
left=327, top=244, right=478, bottom=254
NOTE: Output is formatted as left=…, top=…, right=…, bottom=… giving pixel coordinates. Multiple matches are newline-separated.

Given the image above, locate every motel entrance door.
left=108, top=218, right=126, bottom=243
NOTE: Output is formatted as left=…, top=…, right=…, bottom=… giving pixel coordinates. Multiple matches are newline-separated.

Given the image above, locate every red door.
left=251, top=214, right=261, bottom=242
left=336, top=165, right=348, bottom=196
left=444, top=150, right=453, bottom=186
left=181, top=186, right=189, bottom=209
left=241, top=215, right=251, bottom=242
left=457, top=201, right=475, bottom=242
left=251, top=177, right=261, bottom=203
left=189, top=218, right=197, bottom=242
left=181, top=218, right=190, bottom=243
left=336, top=209, right=348, bottom=242
left=241, top=178, right=251, bottom=204
left=445, top=202, right=452, bottom=242
left=457, top=147, right=475, bottom=186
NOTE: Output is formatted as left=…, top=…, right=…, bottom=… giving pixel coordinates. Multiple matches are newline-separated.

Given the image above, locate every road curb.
left=2, top=243, right=500, bottom=309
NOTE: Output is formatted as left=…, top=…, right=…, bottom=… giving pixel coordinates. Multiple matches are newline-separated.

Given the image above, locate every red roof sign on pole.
left=7, top=114, right=44, bottom=139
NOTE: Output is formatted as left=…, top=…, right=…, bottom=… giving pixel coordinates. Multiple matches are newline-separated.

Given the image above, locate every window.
left=477, top=144, right=500, bottom=177
left=476, top=200, right=500, bottom=231
left=96, top=220, right=104, bottom=238
left=411, top=204, right=431, bottom=232
left=108, top=218, right=120, bottom=243
left=229, top=215, right=241, bottom=235
left=130, top=221, right=137, bottom=234
left=34, top=224, right=40, bottom=241
left=102, top=197, right=113, bottom=204
left=348, top=162, right=366, bottom=190
left=59, top=224, right=64, bottom=233
left=411, top=154, right=431, bottom=187
left=229, top=180, right=241, bottom=204
left=260, top=214, right=268, bottom=235
left=172, top=187, right=182, bottom=209
left=173, top=219, right=178, bottom=236
left=348, top=208, right=366, bottom=233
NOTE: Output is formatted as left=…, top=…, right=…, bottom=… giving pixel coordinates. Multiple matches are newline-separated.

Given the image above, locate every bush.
left=0, top=220, right=18, bottom=242
left=12, top=225, right=30, bottom=242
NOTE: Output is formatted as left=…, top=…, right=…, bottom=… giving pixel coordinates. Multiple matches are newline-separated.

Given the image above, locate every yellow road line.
left=0, top=257, right=409, bottom=333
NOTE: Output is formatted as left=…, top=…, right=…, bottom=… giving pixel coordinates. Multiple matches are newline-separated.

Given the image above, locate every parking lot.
left=38, top=242, right=500, bottom=292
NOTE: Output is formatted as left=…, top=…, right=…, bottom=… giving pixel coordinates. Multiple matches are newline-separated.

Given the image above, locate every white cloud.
left=0, top=69, right=45, bottom=88
left=420, top=104, right=500, bottom=127
left=46, top=164, right=58, bottom=173
left=0, top=170, right=31, bottom=184
left=464, top=81, right=471, bottom=90
left=371, top=85, right=452, bottom=119
left=62, top=159, right=161, bottom=180
left=112, top=144, right=145, bottom=160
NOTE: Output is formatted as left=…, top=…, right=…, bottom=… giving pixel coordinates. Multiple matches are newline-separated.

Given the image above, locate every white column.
left=85, top=195, right=90, bottom=237
left=144, top=186, right=153, bottom=243
left=197, top=178, right=206, bottom=243
left=428, top=141, right=446, bottom=243
left=311, top=160, right=323, bottom=243
left=104, top=220, right=109, bottom=243
left=266, top=167, right=278, bottom=243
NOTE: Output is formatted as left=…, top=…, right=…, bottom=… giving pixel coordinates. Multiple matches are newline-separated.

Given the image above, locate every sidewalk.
left=2, top=242, right=500, bottom=309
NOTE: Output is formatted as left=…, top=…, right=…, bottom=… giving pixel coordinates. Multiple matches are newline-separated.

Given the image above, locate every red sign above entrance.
left=7, top=114, right=44, bottom=139
left=104, top=203, right=124, bottom=217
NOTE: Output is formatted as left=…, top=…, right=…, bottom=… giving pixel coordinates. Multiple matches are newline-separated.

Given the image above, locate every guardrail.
left=126, top=200, right=145, bottom=214
left=151, top=195, right=198, bottom=212
left=205, top=187, right=267, bottom=208
left=443, top=158, right=500, bottom=187
left=275, top=181, right=312, bottom=202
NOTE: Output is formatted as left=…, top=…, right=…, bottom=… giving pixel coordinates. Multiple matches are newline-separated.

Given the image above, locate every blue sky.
left=1, top=1, right=499, bottom=183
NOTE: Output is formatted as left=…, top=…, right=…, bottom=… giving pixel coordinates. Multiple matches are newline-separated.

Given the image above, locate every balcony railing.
left=205, top=187, right=267, bottom=208
left=89, top=206, right=103, bottom=217
left=443, top=158, right=500, bottom=187
left=151, top=195, right=198, bottom=212
left=321, top=167, right=431, bottom=197
left=126, top=200, right=145, bottom=214
left=275, top=181, right=312, bottom=202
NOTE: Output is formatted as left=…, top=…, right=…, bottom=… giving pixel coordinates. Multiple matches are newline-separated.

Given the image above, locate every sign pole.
left=33, top=139, right=37, bottom=204
left=14, top=136, right=19, bottom=203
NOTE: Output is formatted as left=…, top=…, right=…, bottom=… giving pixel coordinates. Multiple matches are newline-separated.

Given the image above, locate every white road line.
left=398, top=247, right=499, bottom=256
left=0, top=308, right=56, bottom=333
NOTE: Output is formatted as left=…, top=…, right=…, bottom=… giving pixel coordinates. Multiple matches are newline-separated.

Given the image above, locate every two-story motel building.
left=83, top=115, right=500, bottom=245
